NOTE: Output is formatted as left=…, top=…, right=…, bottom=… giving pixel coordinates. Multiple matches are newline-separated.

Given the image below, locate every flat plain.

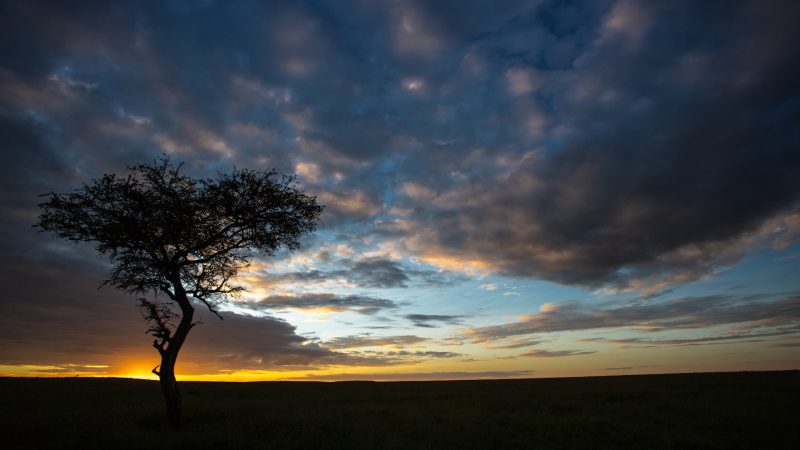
left=1, top=371, right=797, bottom=449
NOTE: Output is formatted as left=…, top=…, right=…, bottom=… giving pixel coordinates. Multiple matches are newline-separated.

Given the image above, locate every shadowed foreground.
left=1, top=371, right=797, bottom=449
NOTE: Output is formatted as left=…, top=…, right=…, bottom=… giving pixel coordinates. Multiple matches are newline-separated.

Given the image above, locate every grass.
left=1, top=371, right=797, bottom=449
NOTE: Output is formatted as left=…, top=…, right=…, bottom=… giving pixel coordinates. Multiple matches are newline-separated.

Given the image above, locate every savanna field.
left=2, top=371, right=797, bottom=450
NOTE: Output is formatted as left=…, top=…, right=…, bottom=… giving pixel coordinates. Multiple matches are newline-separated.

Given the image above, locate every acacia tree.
left=36, top=157, right=322, bottom=429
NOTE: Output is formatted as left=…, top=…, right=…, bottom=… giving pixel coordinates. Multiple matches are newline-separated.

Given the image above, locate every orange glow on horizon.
left=3, top=337, right=797, bottom=382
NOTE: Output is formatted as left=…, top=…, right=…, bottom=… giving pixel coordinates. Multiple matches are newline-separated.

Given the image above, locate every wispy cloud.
left=321, top=335, right=430, bottom=350
left=517, top=349, right=596, bottom=358
left=464, top=293, right=800, bottom=342
left=487, top=338, right=545, bottom=349
left=589, top=328, right=800, bottom=348
left=251, top=293, right=398, bottom=315
left=404, top=314, right=464, bottom=328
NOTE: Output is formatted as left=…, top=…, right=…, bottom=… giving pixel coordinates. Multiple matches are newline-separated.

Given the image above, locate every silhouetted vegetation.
left=1, top=371, right=797, bottom=449
left=36, top=157, right=322, bottom=429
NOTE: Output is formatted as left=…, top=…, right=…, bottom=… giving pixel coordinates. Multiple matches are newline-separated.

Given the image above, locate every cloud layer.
left=2, top=0, right=799, bottom=288
left=464, top=292, right=800, bottom=343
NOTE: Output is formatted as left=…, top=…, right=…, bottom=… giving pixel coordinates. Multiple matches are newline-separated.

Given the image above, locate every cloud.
left=518, top=349, right=596, bottom=358
left=464, top=293, right=800, bottom=342
left=264, top=256, right=458, bottom=289
left=318, top=191, right=382, bottom=221
left=322, top=335, right=430, bottom=350
left=3, top=0, right=799, bottom=296
left=346, top=257, right=431, bottom=288
left=389, top=0, right=800, bottom=289
left=388, top=0, right=450, bottom=59
left=179, top=313, right=350, bottom=371
left=252, top=293, right=398, bottom=315
left=0, top=255, right=417, bottom=374
left=310, top=333, right=462, bottom=366
left=587, top=328, right=800, bottom=348
left=404, top=314, right=464, bottom=328
left=487, top=337, right=544, bottom=349
left=0, top=260, right=384, bottom=373
left=597, top=0, right=652, bottom=47
left=353, top=350, right=462, bottom=361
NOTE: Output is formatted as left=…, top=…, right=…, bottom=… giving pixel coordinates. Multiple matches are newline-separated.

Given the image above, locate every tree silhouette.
left=36, top=157, right=323, bottom=429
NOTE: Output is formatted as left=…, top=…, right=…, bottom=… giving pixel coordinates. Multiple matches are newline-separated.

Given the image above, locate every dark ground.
left=1, top=371, right=797, bottom=449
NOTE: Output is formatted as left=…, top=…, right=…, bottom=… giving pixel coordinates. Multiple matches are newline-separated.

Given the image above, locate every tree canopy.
left=37, top=157, right=323, bottom=428
left=38, top=158, right=322, bottom=313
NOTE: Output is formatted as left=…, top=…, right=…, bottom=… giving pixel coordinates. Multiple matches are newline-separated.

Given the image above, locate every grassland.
left=1, top=371, right=797, bottom=449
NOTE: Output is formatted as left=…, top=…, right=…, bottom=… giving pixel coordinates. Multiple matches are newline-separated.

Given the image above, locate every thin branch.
left=196, top=296, right=223, bottom=320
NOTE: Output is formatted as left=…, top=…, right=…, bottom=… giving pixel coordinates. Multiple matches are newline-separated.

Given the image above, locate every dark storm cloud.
left=0, top=277, right=281, bottom=370
left=404, top=314, right=465, bottom=328
left=3, top=0, right=799, bottom=291
left=366, top=1, right=799, bottom=291
left=185, top=313, right=447, bottom=371
left=465, top=292, right=800, bottom=342
left=252, top=293, right=398, bottom=315
left=393, top=0, right=800, bottom=288
left=0, top=255, right=403, bottom=372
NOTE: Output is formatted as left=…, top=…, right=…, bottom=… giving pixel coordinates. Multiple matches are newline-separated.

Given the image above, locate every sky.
left=1, top=0, right=799, bottom=381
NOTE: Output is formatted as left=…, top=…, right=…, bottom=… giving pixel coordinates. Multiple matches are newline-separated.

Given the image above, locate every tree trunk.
left=159, top=361, right=181, bottom=429
left=158, top=292, right=194, bottom=430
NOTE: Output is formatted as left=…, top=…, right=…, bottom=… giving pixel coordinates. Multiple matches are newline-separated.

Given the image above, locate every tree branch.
left=195, top=296, right=224, bottom=320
